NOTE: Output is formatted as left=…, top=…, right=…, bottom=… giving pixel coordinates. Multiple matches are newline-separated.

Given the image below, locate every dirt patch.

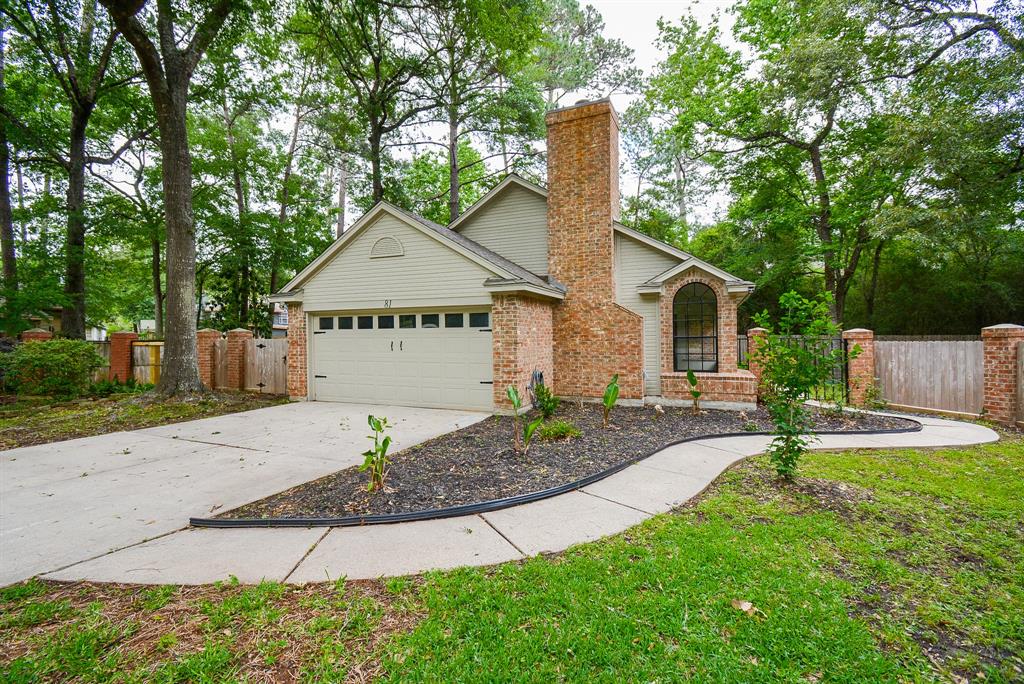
left=220, top=404, right=915, bottom=520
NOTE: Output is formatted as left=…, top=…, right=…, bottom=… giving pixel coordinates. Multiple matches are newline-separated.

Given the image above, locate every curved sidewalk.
left=44, top=413, right=998, bottom=585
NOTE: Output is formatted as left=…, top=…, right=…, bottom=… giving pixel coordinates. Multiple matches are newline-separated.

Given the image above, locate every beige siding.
left=302, top=213, right=496, bottom=311
left=456, top=184, right=549, bottom=275
left=614, top=231, right=681, bottom=395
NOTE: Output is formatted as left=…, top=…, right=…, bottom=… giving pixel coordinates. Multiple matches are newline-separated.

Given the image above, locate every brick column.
left=982, top=324, right=1024, bottom=425
left=108, top=331, right=138, bottom=382
left=287, top=303, right=307, bottom=399
left=225, top=329, right=252, bottom=391
left=746, top=327, right=767, bottom=395
left=196, top=329, right=221, bottom=389
left=842, top=328, right=875, bottom=406
left=492, top=294, right=555, bottom=412
left=20, top=328, right=53, bottom=342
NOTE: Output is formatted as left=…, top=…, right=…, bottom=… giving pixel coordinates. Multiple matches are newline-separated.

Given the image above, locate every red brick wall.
left=982, top=324, right=1024, bottom=424
left=287, top=303, right=307, bottom=399
left=225, top=329, right=252, bottom=390
left=20, top=329, right=53, bottom=342
left=196, top=329, right=221, bottom=389
left=658, top=270, right=755, bottom=404
left=492, top=294, right=555, bottom=411
left=843, top=328, right=875, bottom=406
left=546, top=99, right=644, bottom=400
left=108, top=331, right=138, bottom=383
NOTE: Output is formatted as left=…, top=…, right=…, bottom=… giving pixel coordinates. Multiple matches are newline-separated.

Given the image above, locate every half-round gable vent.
left=370, top=236, right=404, bottom=258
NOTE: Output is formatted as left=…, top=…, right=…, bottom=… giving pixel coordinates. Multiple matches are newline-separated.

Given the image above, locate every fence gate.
left=91, top=341, right=111, bottom=382
left=737, top=334, right=848, bottom=403
left=244, top=338, right=288, bottom=394
left=131, top=341, right=162, bottom=385
left=875, top=337, right=983, bottom=417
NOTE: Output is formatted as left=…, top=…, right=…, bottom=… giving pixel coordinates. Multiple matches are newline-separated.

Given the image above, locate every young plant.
left=506, top=385, right=543, bottom=454
left=602, top=374, right=620, bottom=427
left=750, top=291, right=859, bottom=479
left=686, top=369, right=702, bottom=415
left=538, top=419, right=582, bottom=441
left=359, top=415, right=392, bottom=492
left=531, top=381, right=560, bottom=420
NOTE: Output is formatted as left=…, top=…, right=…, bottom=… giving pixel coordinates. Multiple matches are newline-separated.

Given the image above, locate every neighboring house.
left=28, top=307, right=107, bottom=341
left=272, top=99, right=757, bottom=413
left=271, top=303, right=288, bottom=338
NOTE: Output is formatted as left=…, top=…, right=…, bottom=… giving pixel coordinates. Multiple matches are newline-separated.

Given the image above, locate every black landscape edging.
left=189, top=420, right=922, bottom=529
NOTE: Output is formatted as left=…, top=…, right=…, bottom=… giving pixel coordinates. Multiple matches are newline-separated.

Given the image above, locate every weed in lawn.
left=538, top=419, right=582, bottom=440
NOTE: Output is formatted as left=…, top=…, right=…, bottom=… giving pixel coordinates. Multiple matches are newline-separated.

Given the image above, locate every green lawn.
left=2, top=436, right=1022, bottom=682
left=0, top=392, right=288, bottom=450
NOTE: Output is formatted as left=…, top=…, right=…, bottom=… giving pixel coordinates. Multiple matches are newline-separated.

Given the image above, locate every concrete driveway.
left=0, top=401, right=487, bottom=586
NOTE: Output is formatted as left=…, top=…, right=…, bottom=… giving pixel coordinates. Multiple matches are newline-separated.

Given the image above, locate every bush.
left=531, top=381, right=559, bottom=420
left=1, top=338, right=105, bottom=398
left=89, top=376, right=153, bottom=397
left=538, top=419, right=581, bottom=441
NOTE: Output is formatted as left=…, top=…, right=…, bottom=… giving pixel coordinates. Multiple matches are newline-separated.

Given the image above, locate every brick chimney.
left=546, top=99, right=643, bottom=399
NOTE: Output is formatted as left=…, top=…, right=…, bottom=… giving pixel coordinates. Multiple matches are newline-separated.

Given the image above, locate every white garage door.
left=310, top=309, right=493, bottom=411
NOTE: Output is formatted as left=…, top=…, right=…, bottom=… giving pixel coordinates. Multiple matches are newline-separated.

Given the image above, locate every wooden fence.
left=123, top=337, right=286, bottom=394
left=874, top=337, right=984, bottom=417
left=1018, top=341, right=1024, bottom=425
left=91, top=341, right=111, bottom=381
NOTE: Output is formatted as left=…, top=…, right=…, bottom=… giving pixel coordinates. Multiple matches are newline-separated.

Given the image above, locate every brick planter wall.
left=108, top=331, right=138, bottom=382
left=287, top=303, right=307, bottom=399
left=492, top=294, right=555, bottom=411
left=546, top=99, right=644, bottom=400
left=982, top=324, right=1024, bottom=424
left=20, top=329, right=53, bottom=342
left=843, top=328, right=875, bottom=406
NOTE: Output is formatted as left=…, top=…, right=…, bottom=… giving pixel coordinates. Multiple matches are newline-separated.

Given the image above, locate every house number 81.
left=383, top=300, right=392, bottom=308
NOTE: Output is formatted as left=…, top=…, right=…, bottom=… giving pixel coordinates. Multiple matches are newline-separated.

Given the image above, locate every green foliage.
left=686, top=369, right=701, bottom=414
left=89, top=376, right=152, bottom=398
left=506, top=385, right=543, bottom=454
left=750, top=291, right=858, bottom=478
left=601, top=374, right=619, bottom=427
left=531, top=381, right=559, bottom=420
left=538, top=419, right=581, bottom=441
left=2, top=338, right=104, bottom=398
left=359, top=415, right=392, bottom=492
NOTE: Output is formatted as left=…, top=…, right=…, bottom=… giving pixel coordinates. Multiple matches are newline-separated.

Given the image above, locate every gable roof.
left=277, top=201, right=563, bottom=299
left=448, top=174, right=548, bottom=231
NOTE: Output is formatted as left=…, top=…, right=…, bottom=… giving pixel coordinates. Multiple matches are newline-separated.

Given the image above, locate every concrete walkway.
left=24, top=411, right=996, bottom=586
left=0, top=402, right=488, bottom=586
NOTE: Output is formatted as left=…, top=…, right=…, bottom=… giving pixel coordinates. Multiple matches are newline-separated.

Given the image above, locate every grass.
left=1, top=436, right=1021, bottom=682
left=0, top=392, right=288, bottom=450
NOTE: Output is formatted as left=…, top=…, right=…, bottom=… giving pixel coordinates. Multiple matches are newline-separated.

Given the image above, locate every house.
left=271, top=99, right=757, bottom=413
left=28, top=307, right=107, bottom=341
left=271, top=303, right=288, bottom=338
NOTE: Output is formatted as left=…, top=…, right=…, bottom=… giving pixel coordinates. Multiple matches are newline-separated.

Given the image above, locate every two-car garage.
left=310, top=308, right=494, bottom=411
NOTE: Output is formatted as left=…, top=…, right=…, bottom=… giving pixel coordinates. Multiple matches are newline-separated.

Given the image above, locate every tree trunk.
left=151, top=227, right=163, bottom=337
left=156, top=95, right=203, bottom=393
left=865, top=239, right=885, bottom=329
left=0, top=25, right=16, bottom=291
left=808, top=144, right=842, bottom=323
left=62, top=108, right=91, bottom=339
left=370, top=128, right=384, bottom=203
left=448, top=111, right=459, bottom=222
left=336, top=164, right=347, bottom=237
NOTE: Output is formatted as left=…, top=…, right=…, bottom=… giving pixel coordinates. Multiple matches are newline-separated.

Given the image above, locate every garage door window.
left=469, top=312, right=489, bottom=328
left=445, top=313, right=464, bottom=328
left=422, top=314, right=440, bottom=328
left=399, top=314, right=416, bottom=328
left=318, top=316, right=334, bottom=330
left=339, top=316, right=353, bottom=330
left=358, top=316, right=373, bottom=329
left=378, top=315, right=395, bottom=329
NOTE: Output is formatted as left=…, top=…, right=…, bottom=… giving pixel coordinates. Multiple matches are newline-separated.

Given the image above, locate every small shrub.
left=602, top=374, right=619, bottom=427
left=863, top=382, right=887, bottom=410
left=742, top=421, right=759, bottom=432
left=360, top=415, right=392, bottom=492
left=686, top=369, right=702, bottom=414
left=506, top=385, right=544, bottom=454
left=531, top=381, right=559, bottom=420
left=1, top=338, right=104, bottom=398
left=538, top=419, right=581, bottom=441
left=90, top=376, right=152, bottom=397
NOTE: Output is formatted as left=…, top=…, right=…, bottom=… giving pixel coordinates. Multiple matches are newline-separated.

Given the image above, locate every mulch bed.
left=219, top=404, right=916, bottom=520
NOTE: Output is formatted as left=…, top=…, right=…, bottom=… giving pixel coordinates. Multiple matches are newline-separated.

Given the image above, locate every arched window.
left=673, top=283, right=718, bottom=372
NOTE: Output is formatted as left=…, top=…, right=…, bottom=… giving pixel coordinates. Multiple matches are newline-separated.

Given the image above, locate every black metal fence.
left=738, top=334, right=850, bottom=404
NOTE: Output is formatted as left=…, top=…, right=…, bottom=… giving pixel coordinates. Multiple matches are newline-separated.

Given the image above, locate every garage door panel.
left=311, top=310, right=492, bottom=411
